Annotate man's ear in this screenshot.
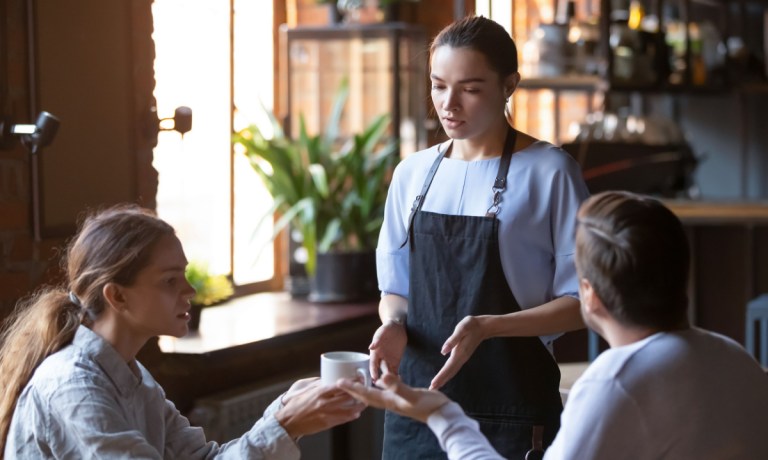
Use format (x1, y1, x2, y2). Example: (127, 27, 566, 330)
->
(103, 282, 127, 313)
(580, 278, 607, 317)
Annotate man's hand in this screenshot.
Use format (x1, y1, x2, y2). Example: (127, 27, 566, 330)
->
(338, 372, 450, 423)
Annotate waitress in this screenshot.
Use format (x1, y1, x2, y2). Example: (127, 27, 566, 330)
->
(370, 16, 590, 459)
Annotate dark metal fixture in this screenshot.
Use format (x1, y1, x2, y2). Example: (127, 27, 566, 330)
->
(0, 111, 60, 154)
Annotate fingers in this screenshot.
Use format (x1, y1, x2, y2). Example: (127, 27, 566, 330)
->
(441, 316, 471, 355)
(372, 359, 393, 382)
(338, 379, 389, 410)
(277, 384, 366, 438)
(324, 392, 366, 413)
(376, 371, 401, 390)
(440, 333, 458, 356)
(370, 352, 381, 381)
(369, 323, 385, 350)
(290, 377, 319, 392)
(429, 351, 464, 390)
(369, 325, 385, 379)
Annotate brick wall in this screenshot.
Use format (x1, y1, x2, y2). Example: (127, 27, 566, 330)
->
(0, 0, 157, 320)
(1, 0, 49, 317)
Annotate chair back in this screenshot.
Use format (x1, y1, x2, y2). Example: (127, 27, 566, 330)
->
(745, 294, 768, 367)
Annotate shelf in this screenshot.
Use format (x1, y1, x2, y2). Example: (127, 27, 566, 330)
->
(518, 75, 608, 91)
(664, 200, 768, 224)
(740, 83, 768, 94)
(517, 74, 736, 95)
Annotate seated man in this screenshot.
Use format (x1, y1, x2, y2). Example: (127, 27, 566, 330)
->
(340, 191, 768, 459)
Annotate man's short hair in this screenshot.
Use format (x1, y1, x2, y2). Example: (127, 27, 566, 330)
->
(576, 191, 690, 330)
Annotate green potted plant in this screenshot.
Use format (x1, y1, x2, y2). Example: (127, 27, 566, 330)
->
(232, 79, 398, 302)
(185, 261, 235, 331)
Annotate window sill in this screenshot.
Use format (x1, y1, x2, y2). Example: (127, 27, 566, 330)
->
(157, 291, 379, 354)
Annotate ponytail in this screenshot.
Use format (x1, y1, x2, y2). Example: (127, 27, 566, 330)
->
(0, 288, 82, 455)
(0, 204, 174, 456)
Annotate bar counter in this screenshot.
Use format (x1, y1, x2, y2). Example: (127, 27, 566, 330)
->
(642, 200, 766, 359)
(665, 199, 768, 224)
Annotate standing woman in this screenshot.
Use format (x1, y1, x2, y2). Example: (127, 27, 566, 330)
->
(0, 205, 363, 459)
(370, 16, 589, 459)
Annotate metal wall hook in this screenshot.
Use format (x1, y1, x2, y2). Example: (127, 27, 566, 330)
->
(146, 106, 193, 139)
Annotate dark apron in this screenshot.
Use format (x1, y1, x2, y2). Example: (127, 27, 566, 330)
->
(382, 129, 563, 460)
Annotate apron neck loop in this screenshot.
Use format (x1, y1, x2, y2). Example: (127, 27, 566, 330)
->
(485, 127, 516, 217)
(400, 128, 517, 248)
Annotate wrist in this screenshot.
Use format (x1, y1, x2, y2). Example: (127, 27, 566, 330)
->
(385, 312, 406, 327)
(275, 407, 302, 442)
(477, 315, 498, 339)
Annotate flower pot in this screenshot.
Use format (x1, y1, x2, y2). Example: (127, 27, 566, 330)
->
(309, 250, 379, 303)
(188, 303, 204, 332)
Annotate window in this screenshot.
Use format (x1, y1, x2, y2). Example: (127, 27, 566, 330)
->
(151, 0, 279, 293)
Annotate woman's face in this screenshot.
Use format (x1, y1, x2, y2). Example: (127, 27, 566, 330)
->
(119, 233, 196, 339)
(430, 45, 509, 141)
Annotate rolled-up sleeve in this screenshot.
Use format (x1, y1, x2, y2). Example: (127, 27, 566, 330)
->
(377, 162, 411, 298)
(550, 155, 590, 299)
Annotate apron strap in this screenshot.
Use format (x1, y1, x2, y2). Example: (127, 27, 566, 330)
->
(525, 425, 545, 460)
(398, 141, 449, 249)
(399, 128, 518, 249)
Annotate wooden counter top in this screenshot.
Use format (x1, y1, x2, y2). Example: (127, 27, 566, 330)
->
(140, 292, 380, 412)
(664, 200, 768, 224)
(157, 292, 379, 354)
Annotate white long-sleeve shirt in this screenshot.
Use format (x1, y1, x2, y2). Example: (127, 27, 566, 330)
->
(427, 328, 768, 460)
(5, 325, 299, 459)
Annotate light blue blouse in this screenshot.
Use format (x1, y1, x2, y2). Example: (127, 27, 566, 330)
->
(5, 326, 299, 459)
(377, 140, 590, 345)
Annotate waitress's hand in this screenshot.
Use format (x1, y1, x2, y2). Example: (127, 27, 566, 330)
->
(430, 315, 489, 390)
(369, 321, 407, 382)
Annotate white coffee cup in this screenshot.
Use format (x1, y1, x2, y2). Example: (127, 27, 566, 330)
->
(320, 351, 371, 386)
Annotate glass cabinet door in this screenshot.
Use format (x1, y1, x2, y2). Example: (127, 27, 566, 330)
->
(280, 23, 428, 156)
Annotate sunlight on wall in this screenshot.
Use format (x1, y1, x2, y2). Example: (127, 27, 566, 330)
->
(151, 0, 275, 284)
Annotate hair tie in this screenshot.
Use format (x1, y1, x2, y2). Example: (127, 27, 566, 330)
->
(68, 291, 82, 306)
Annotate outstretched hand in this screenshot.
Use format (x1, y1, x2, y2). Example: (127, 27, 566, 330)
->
(430, 315, 487, 390)
(338, 371, 450, 424)
(275, 379, 366, 439)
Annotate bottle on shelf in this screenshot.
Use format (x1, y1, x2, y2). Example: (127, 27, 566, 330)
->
(609, 0, 659, 86)
(565, 0, 601, 75)
(663, 2, 687, 85)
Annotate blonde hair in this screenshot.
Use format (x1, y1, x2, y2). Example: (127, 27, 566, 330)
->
(0, 204, 173, 454)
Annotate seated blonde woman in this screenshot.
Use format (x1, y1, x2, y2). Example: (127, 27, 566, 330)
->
(0, 205, 364, 459)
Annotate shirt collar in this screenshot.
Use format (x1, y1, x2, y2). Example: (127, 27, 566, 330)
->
(73, 325, 143, 395)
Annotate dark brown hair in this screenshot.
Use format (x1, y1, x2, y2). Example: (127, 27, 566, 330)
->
(0, 204, 174, 455)
(576, 191, 690, 330)
(430, 15, 519, 79)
